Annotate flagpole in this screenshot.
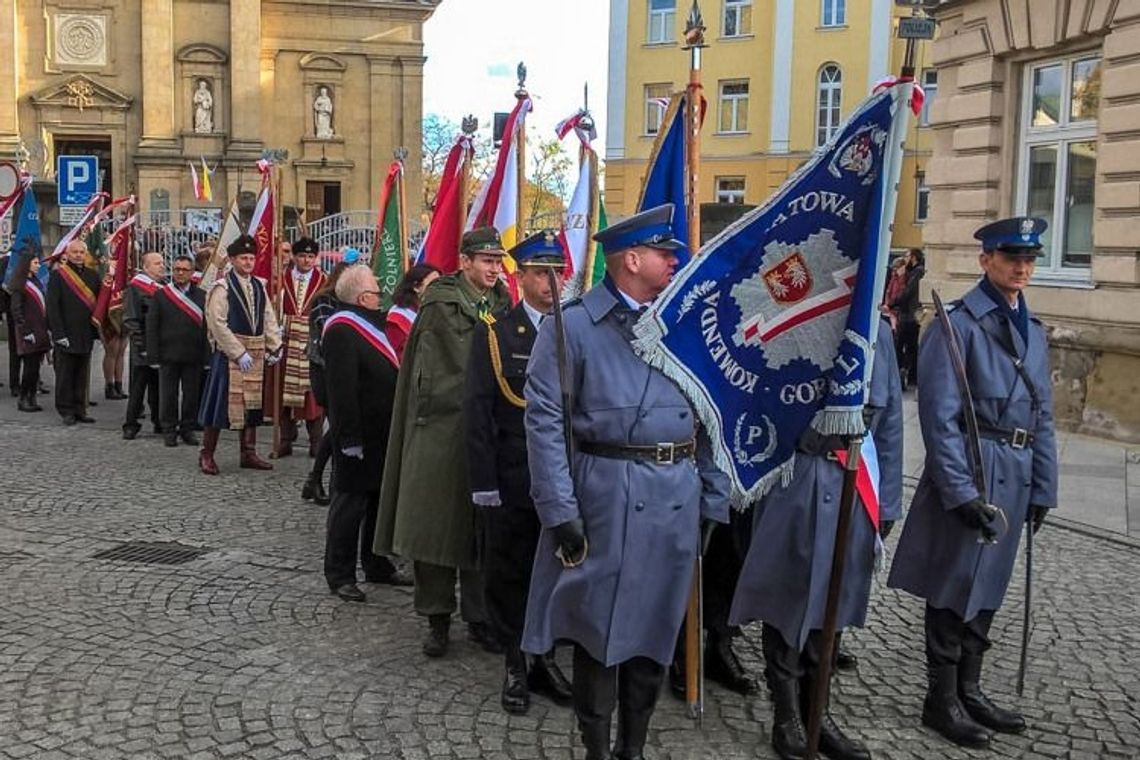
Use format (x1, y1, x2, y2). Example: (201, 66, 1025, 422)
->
(515, 62, 528, 241)
(681, 0, 707, 726)
(395, 147, 409, 275)
(458, 115, 477, 249)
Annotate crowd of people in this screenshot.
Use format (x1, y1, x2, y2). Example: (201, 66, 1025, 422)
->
(0, 206, 1058, 760)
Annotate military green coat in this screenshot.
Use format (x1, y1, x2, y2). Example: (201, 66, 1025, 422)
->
(374, 273, 511, 569)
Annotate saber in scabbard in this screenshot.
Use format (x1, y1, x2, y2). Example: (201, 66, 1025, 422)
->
(544, 268, 575, 474)
(1017, 517, 1033, 696)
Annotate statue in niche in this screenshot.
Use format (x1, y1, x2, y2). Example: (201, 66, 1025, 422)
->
(313, 85, 334, 139)
(193, 79, 214, 134)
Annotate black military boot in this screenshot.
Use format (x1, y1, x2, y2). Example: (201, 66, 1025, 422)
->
(922, 664, 992, 748)
(706, 633, 759, 695)
(579, 719, 612, 760)
(422, 615, 450, 658)
(613, 708, 652, 760)
(17, 391, 40, 413)
(799, 675, 871, 760)
(958, 654, 1026, 733)
(528, 652, 573, 705)
(500, 648, 530, 715)
(301, 472, 330, 506)
(768, 678, 808, 760)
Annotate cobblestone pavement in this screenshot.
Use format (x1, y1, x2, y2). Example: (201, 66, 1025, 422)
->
(0, 408, 1138, 759)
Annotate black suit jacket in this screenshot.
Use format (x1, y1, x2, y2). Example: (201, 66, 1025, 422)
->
(124, 281, 160, 366)
(147, 284, 209, 366)
(46, 263, 101, 355)
(323, 305, 399, 493)
(463, 302, 537, 509)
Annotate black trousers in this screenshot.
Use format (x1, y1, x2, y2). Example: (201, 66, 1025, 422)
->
(896, 320, 920, 386)
(703, 511, 752, 640)
(573, 645, 664, 744)
(54, 350, 90, 418)
(483, 506, 541, 646)
(159, 362, 203, 434)
(925, 605, 995, 667)
(5, 316, 21, 389)
(124, 364, 160, 430)
(323, 489, 396, 589)
(20, 352, 45, 396)
(762, 623, 842, 682)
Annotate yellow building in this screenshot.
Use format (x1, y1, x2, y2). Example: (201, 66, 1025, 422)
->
(604, 0, 936, 250)
(0, 0, 436, 237)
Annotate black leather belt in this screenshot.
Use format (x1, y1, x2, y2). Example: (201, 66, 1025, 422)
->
(579, 439, 697, 465)
(977, 423, 1034, 450)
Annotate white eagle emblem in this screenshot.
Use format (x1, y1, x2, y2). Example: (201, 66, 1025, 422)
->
(827, 124, 888, 186)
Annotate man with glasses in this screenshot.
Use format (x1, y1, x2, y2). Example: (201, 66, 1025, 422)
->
(376, 227, 511, 658)
(148, 254, 209, 447)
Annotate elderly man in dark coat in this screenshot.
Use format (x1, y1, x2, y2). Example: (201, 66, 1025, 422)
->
(46, 239, 102, 425)
(321, 265, 409, 602)
(522, 204, 731, 760)
(888, 217, 1058, 750)
(122, 251, 165, 440)
(375, 227, 512, 656)
(730, 318, 903, 760)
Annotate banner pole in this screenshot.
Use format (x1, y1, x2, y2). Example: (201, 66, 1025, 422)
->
(515, 62, 528, 241)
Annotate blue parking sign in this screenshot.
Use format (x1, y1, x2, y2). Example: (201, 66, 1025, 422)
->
(57, 155, 99, 206)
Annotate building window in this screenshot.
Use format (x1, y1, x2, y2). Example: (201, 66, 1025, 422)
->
(644, 83, 672, 134)
(920, 69, 938, 127)
(821, 0, 846, 27)
(648, 0, 676, 44)
(724, 0, 752, 37)
(915, 172, 929, 222)
(1018, 54, 1101, 271)
(716, 177, 746, 204)
(816, 65, 842, 147)
(718, 80, 749, 133)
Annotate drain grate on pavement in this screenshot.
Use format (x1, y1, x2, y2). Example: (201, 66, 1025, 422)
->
(91, 541, 212, 565)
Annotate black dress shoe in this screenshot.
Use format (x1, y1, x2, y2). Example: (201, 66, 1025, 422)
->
(836, 645, 858, 671)
(817, 713, 872, 760)
(706, 635, 759, 695)
(62, 415, 77, 426)
(528, 653, 573, 705)
(180, 430, 200, 446)
(76, 415, 95, 423)
(122, 426, 139, 440)
(501, 656, 530, 715)
(164, 434, 179, 447)
(423, 615, 450, 658)
(331, 583, 366, 603)
(364, 569, 414, 587)
(467, 622, 505, 654)
(301, 474, 331, 506)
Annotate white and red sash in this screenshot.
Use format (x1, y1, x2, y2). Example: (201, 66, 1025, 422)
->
(160, 283, 204, 326)
(323, 310, 399, 368)
(129, 272, 160, 296)
(23, 280, 45, 314)
(386, 304, 417, 336)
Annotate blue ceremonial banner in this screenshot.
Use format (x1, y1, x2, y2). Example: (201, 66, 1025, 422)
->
(634, 85, 909, 505)
(3, 186, 41, 292)
(638, 94, 692, 268)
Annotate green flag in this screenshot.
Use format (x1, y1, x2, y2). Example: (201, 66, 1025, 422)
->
(373, 162, 406, 308)
(589, 197, 608, 289)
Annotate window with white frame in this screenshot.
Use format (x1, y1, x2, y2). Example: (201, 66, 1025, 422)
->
(719, 80, 749, 133)
(648, 0, 676, 44)
(816, 65, 842, 147)
(724, 0, 752, 37)
(920, 69, 938, 127)
(915, 172, 929, 222)
(821, 0, 846, 27)
(1018, 53, 1101, 271)
(716, 177, 746, 204)
(644, 83, 672, 134)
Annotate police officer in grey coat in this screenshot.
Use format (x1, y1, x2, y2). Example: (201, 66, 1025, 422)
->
(522, 204, 731, 760)
(888, 217, 1058, 749)
(729, 318, 902, 760)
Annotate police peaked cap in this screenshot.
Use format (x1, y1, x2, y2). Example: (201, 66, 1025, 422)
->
(226, 234, 258, 257)
(292, 237, 319, 255)
(593, 203, 685, 254)
(460, 227, 507, 255)
(510, 229, 565, 266)
(974, 217, 1047, 256)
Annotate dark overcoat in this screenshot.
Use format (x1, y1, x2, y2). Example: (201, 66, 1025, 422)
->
(123, 276, 160, 366)
(146, 284, 209, 366)
(520, 282, 731, 667)
(10, 279, 51, 357)
(729, 319, 903, 650)
(374, 274, 511, 569)
(46, 263, 100, 354)
(887, 281, 1058, 622)
(322, 305, 399, 494)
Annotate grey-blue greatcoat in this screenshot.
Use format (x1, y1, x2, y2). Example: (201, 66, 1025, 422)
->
(887, 282, 1058, 622)
(520, 282, 731, 667)
(728, 319, 904, 650)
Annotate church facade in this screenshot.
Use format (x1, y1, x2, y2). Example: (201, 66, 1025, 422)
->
(0, 0, 438, 234)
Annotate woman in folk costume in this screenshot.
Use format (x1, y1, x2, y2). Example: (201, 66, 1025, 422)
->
(384, 263, 440, 361)
(9, 255, 51, 412)
(197, 234, 283, 475)
(273, 237, 327, 458)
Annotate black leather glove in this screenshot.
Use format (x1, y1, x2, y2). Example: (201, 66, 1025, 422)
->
(879, 520, 895, 540)
(954, 497, 999, 542)
(1029, 505, 1049, 535)
(552, 518, 587, 566)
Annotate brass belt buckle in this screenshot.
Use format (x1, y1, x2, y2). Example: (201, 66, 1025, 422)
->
(655, 442, 675, 464)
(1010, 428, 1029, 449)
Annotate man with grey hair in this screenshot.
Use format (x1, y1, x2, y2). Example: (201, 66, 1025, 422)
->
(322, 265, 408, 602)
(122, 251, 166, 439)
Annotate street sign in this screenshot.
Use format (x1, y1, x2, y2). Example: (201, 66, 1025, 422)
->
(57, 155, 99, 206)
(898, 17, 937, 40)
(59, 206, 88, 225)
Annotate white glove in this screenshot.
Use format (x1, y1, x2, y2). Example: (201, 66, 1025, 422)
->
(472, 490, 502, 507)
(341, 445, 364, 459)
(237, 353, 254, 373)
(265, 350, 282, 367)
(55, 337, 70, 348)
(23, 334, 35, 344)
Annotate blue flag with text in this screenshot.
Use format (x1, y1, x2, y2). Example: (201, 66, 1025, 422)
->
(638, 93, 693, 268)
(3, 186, 42, 292)
(634, 86, 909, 505)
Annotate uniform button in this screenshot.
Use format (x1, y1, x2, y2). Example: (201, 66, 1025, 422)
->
(672, 504, 682, 511)
(635, 501, 645, 511)
(998, 478, 1005, 485)
(639, 410, 648, 419)
(679, 411, 688, 419)
(824, 495, 832, 503)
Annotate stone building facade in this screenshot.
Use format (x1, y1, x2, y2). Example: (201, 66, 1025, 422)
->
(0, 0, 438, 234)
(927, 0, 1140, 441)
